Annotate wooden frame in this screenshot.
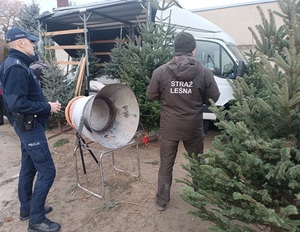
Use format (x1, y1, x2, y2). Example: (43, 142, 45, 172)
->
(42, 28, 117, 68)
(56, 61, 80, 65)
(74, 56, 86, 97)
(46, 45, 86, 50)
(94, 52, 111, 56)
(43, 29, 85, 37)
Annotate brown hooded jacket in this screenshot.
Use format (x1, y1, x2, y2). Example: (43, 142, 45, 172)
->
(147, 53, 220, 140)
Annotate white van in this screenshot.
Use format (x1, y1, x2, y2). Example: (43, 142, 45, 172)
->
(38, 0, 246, 122)
(159, 4, 246, 121)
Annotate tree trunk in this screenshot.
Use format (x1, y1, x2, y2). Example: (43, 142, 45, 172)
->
(57, 121, 62, 133)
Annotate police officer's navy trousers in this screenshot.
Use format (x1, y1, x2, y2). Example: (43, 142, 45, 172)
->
(14, 122, 56, 224)
(0, 95, 4, 125)
(156, 135, 203, 207)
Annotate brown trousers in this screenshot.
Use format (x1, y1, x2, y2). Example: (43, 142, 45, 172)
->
(156, 135, 203, 206)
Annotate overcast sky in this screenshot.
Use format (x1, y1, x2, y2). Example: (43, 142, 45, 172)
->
(21, 0, 258, 12)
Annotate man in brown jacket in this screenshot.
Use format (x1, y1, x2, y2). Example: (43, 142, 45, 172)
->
(147, 32, 220, 211)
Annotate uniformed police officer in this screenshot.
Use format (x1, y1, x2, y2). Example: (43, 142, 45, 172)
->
(0, 28, 61, 232)
(0, 82, 4, 125)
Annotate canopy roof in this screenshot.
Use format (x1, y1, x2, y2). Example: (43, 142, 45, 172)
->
(37, 0, 152, 58)
(38, 0, 149, 32)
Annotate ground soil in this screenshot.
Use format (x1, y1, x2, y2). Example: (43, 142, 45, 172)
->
(0, 117, 219, 232)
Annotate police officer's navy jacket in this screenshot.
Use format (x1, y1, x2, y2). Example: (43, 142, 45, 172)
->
(0, 49, 51, 124)
(147, 53, 220, 140)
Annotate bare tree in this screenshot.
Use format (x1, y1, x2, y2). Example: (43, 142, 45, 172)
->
(0, 0, 24, 61)
(0, 0, 24, 34)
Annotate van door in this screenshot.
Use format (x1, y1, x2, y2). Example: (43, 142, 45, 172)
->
(194, 40, 236, 109)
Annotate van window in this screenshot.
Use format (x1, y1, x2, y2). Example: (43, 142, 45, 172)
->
(195, 41, 235, 78)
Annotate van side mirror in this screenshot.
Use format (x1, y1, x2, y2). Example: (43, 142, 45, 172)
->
(236, 61, 246, 77)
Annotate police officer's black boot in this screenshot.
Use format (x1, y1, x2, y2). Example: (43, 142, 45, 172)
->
(28, 218, 61, 232)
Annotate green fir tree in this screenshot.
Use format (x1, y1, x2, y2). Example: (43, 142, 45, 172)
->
(104, 38, 127, 80)
(104, 0, 176, 133)
(180, 0, 300, 231)
(13, 0, 40, 36)
(42, 61, 75, 131)
(72, 33, 102, 80)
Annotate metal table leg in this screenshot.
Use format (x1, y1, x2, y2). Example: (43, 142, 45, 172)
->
(73, 138, 140, 199)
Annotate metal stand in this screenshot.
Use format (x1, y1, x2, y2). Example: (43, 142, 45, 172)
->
(73, 134, 140, 199)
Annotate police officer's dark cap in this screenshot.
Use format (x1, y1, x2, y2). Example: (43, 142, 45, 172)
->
(5, 27, 39, 43)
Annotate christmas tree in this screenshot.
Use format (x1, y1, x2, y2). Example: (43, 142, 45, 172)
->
(42, 60, 75, 131)
(180, 0, 300, 231)
(13, 0, 40, 36)
(72, 34, 102, 78)
(104, 0, 176, 133)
